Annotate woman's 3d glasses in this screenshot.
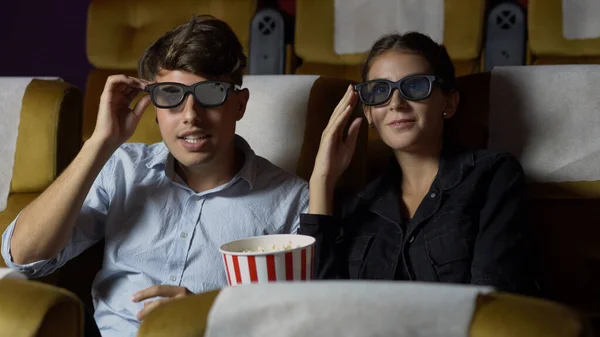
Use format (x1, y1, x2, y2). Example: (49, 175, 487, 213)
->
(145, 81, 241, 109)
(354, 74, 443, 106)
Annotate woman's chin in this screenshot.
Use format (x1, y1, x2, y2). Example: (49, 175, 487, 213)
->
(381, 133, 421, 153)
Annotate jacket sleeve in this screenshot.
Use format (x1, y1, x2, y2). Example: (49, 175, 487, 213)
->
(471, 154, 540, 295)
(298, 213, 348, 279)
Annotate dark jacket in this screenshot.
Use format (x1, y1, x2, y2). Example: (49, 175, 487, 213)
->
(299, 143, 540, 295)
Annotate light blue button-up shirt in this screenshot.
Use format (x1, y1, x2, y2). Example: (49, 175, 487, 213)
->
(2, 136, 308, 337)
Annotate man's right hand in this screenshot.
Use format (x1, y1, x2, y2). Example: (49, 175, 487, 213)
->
(91, 75, 152, 150)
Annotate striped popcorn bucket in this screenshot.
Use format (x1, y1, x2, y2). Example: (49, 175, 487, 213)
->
(219, 234, 316, 286)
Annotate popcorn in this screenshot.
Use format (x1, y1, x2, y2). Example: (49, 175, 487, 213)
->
(243, 241, 296, 253)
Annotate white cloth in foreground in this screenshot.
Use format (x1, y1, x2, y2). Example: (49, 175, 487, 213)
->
(562, 0, 600, 40)
(205, 281, 492, 337)
(334, 0, 444, 55)
(488, 65, 600, 182)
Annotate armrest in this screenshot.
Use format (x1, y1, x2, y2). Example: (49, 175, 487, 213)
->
(138, 290, 220, 337)
(470, 292, 592, 337)
(0, 279, 83, 337)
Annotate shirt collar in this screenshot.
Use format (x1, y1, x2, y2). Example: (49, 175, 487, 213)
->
(233, 135, 257, 189)
(144, 135, 257, 189)
(144, 142, 170, 169)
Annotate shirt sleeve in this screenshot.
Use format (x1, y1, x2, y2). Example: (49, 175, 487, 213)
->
(1, 156, 115, 278)
(290, 184, 310, 235)
(470, 154, 540, 295)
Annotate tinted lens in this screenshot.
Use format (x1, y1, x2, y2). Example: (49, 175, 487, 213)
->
(153, 84, 185, 108)
(359, 81, 391, 105)
(194, 82, 229, 106)
(400, 76, 431, 100)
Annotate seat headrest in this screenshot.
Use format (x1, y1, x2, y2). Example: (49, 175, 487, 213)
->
(488, 65, 600, 184)
(86, 0, 256, 69)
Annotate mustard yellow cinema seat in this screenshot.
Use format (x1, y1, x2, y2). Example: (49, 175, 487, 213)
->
(528, 0, 600, 65)
(137, 286, 592, 337)
(294, 0, 487, 82)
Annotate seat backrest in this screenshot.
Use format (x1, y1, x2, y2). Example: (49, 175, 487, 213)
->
(294, 0, 487, 81)
(528, 0, 600, 65)
(6, 79, 82, 194)
(449, 68, 600, 314)
(83, 0, 258, 142)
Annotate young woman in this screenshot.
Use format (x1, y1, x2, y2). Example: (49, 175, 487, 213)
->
(300, 32, 539, 295)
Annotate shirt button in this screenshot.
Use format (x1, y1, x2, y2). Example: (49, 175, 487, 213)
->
(408, 236, 415, 243)
(169, 275, 176, 282)
(430, 192, 437, 198)
(181, 232, 188, 239)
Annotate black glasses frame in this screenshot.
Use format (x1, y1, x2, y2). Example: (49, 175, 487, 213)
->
(354, 74, 443, 106)
(145, 80, 241, 108)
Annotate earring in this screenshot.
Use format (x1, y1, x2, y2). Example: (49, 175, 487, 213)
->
(369, 123, 375, 128)
(443, 112, 447, 117)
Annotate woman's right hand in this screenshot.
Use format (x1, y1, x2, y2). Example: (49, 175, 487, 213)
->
(308, 85, 363, 214)
(90, 75, 152, 151)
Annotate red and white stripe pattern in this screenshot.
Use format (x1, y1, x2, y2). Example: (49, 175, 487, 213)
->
(222, 246, 314, 286)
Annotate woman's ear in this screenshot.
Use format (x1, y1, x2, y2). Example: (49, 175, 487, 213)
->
(442, 90, 460, 119)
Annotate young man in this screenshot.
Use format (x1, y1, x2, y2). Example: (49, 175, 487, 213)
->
(2, 16, 308, 336)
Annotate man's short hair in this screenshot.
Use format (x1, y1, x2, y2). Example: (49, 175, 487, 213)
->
(138, 15, 247, 85)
